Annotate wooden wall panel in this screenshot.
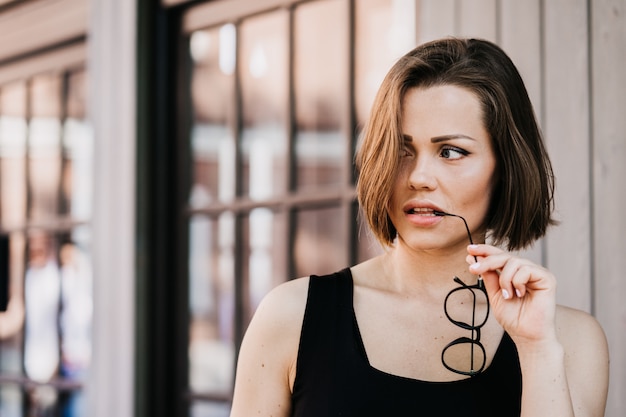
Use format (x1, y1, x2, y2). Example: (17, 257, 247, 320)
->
(498, 0, 542, 117)
(415, 1, 624, 415)
(418, 0, 497, 45)
(591, 0, 626, 415)
(543, 0, 592, 312)
(498, 0, 544, 267)
(417, 0, 456, 43)
(456, 0, 497, 41)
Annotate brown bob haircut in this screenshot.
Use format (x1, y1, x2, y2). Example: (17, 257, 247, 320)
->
(356, 38, 556, 251)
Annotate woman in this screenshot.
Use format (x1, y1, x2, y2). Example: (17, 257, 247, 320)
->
(229, 38, 609, 416)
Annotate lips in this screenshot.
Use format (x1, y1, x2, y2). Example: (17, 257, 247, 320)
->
(401, 203, 447, 227)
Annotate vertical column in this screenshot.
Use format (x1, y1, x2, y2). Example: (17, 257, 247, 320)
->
(86, 0, 137, 416)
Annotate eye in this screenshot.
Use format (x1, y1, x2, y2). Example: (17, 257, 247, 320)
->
(400, 144, 415, 158)
(440, 145, 469, 160)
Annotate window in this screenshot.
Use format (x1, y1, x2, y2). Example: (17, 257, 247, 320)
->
(177, 0, 415, 414)
(0, 68, 93, 417)
(0, 1, 91, 415)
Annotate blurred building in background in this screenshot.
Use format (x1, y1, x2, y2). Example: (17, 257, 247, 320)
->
(0, 0, 624, 417)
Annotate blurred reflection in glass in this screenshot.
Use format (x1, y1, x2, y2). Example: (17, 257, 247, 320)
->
(24, 232, 60, 383)
(59, 239, 92, 417)
(0, 233, 25, 417)
(294, 0, 348, 190)
(240, 11, 288, 200)
(189, 25, 236, 206)
(28, 74, 63, 221)
(24, 233, 61, 417)
(190, 401, 230, 417)
(0, 82, 28, 416)
(188, 213, 235, 396)
(0, 385, 23, 417)
(294, 206, 345, 278)
(241, 209, 287, 323)
(0, 81, 28, 229)
(355, 0, 416, 129)
(63, 70, 94, 220)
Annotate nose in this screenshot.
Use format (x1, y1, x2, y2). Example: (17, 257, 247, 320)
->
(407, 156, 437, 190)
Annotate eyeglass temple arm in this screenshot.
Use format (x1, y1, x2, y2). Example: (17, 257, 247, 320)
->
(433, 210, 484, 289)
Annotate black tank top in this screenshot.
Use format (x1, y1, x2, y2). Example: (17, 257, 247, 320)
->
(291, 268, 522, 417)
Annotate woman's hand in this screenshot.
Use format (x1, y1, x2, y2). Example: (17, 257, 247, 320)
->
(466, 244, 558, 346)
(466, 244, 609, 417)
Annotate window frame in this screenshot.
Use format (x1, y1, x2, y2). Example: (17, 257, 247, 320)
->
(141, 0, 362, 415)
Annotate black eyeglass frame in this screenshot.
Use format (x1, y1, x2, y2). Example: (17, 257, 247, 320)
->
(434, 211, 491, 377)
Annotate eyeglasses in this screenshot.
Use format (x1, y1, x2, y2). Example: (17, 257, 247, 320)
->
(434, 211, 490, 377)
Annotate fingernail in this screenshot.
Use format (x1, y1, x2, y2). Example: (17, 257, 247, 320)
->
(469, 262, 481, 270)
(468, 244, 478, 249)
(502, 289, 511, 299)
(515, 289, 522, 298)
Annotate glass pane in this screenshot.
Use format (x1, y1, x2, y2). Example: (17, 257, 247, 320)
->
(28, 74, 63, 221)
(189, 25, 236, 207)
(24, 231, 61, 383)
(59, 231, 93, 372)
(58, 232, 92, 417)
(0, 232, 25, 373)
(0, 385, 23, 417)
(240, 11, 289, 200)
(294, 206, 346, 278)
(66, 70, 88, 121)
(355, 0, 417, 129)
(241, 208, 287, 323)
(0, 82, 28, 228)
(294, 0, 348, 190)
(188, 213, 235, 396)
(189, 401, 230, 417)
(63, 69, 93, 220)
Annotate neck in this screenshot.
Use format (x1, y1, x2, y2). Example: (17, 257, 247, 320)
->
(377, 241, 477, 297)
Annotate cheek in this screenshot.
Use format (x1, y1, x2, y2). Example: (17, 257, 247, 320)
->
(459, 160, 497, 211)
(484, 164, 501, 213)
(476, 162, 498, 216)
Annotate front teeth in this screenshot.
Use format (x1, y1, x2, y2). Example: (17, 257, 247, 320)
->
(409, 208, 436, 215)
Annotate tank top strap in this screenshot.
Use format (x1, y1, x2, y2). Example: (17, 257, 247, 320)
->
(291, 268, 353, 414)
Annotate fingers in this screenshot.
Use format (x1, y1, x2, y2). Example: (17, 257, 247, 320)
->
(466, 244, 554, 300)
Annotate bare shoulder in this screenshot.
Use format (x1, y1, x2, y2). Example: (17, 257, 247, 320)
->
(230, 277, 310, 417)
(555, 305, 609, 416)
(555, 305, 607, 349)
(242, 276, 311, 360)
(253, 276, 310, 330)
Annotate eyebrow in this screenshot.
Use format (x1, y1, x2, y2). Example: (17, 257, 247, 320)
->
(402, 134, 477, 143)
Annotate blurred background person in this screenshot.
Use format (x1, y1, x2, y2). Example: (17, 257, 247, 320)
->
(59, 241, 92, 417)
(24, 231, 61, 415)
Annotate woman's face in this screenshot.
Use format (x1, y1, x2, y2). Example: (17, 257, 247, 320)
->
(389, 84, 497, 251)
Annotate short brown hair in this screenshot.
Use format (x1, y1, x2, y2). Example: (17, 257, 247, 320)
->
(356, 38, 556, 251)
